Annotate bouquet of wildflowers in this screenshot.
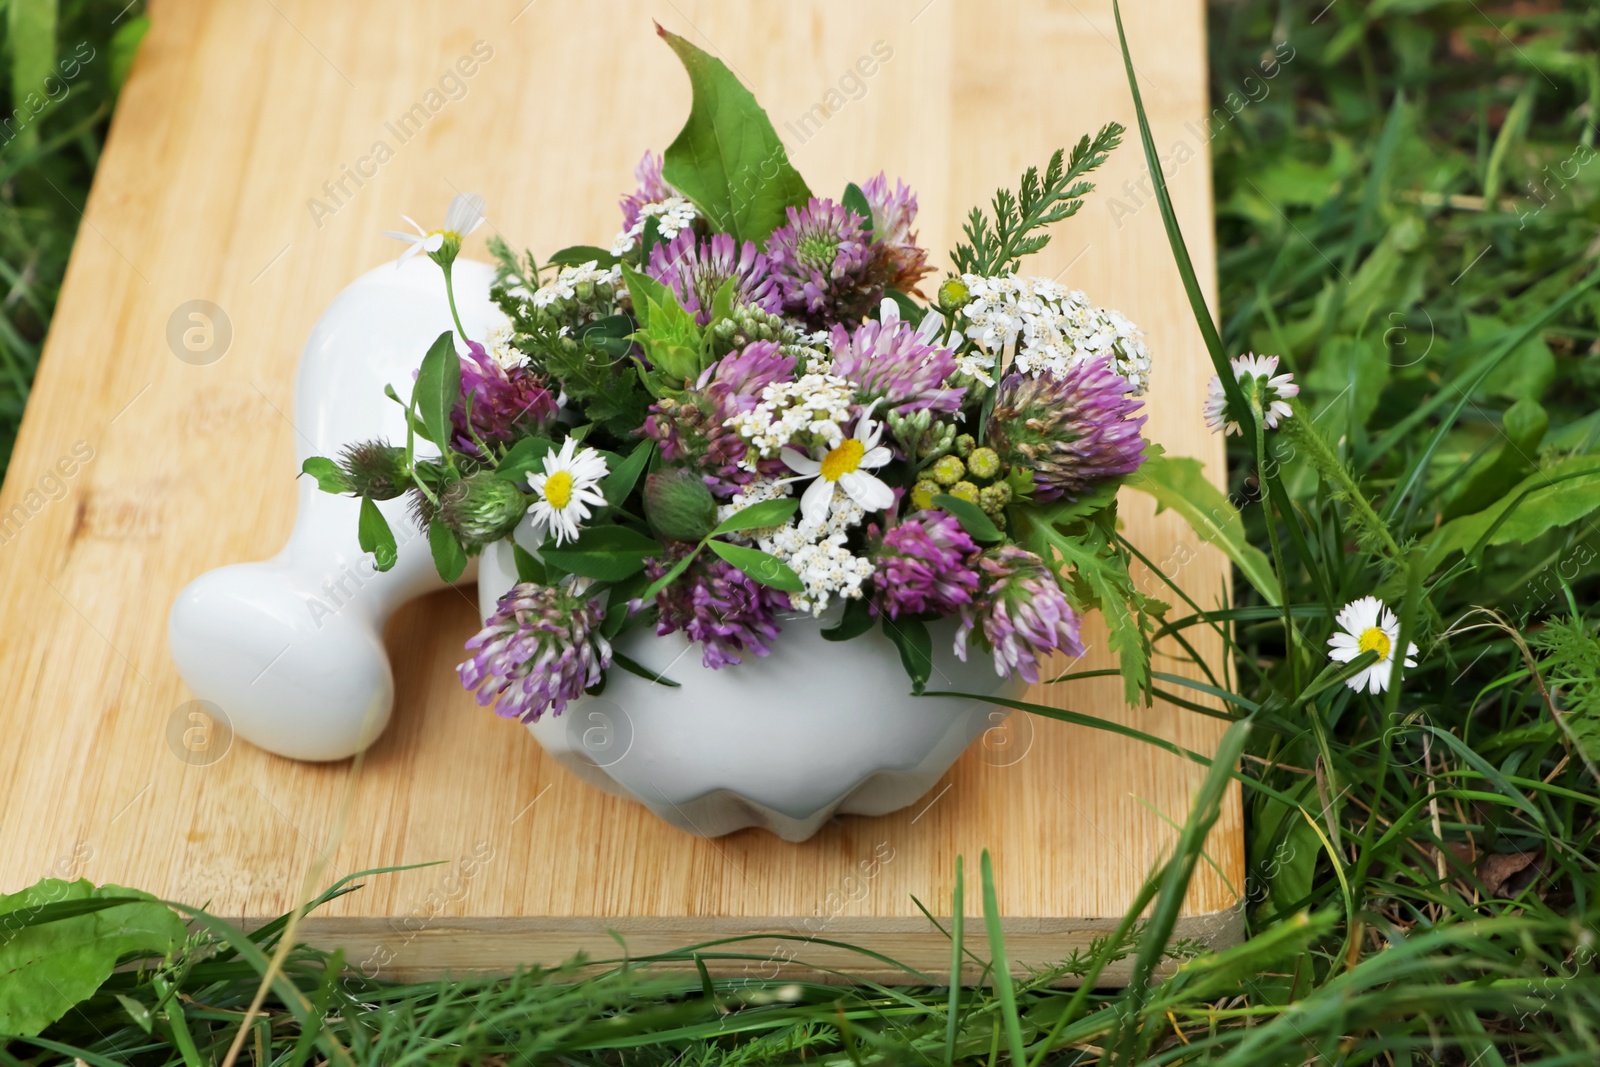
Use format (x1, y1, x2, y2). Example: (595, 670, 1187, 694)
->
(305, 28, 1166, 724)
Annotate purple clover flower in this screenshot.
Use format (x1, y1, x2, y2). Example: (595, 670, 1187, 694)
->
(955, 546, 1084, 684)
(764, 196, 885, 325)
(860, 172, 933, 294)
(644, 341, 795, 496)
(452, 341, 559, 457)
(647, 553, 790, 669)
(872, 510, 980, 619)
(458, 581, 612, 722)
(646, 230, 781, 325)
(829, 318, 965, 415)
(986, 358, 1147, 501)
(619, 150, 675, 233)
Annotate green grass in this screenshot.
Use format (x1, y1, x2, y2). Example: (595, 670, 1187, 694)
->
(5, 1, 1600, 1063)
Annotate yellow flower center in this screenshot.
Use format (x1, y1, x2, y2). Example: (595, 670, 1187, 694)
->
(543, 470, 574, 510)
(819, 439, 866, 482)
(1357, 626, 1391, 662)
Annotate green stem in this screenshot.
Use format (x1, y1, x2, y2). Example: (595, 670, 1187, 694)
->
(1253, 391, 1300, 694)
(1284, 400, 1404, 562)
(442, 259, 469, 340)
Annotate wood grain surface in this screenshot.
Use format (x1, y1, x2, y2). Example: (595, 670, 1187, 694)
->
(0, 0, 1241, 982)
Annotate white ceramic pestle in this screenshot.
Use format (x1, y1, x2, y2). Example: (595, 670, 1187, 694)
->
(168, 257, 496, 761)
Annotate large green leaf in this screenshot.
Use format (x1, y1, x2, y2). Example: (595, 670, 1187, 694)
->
(705, 539, 803, 592)
(1427, 455, 1600, 564)
(541, 525, 661, 581)
(0, 879, 186, 1037)
(1126, 454, 1281, 606)
(657, 27, 812, 245)
(415, 331, 461, 451)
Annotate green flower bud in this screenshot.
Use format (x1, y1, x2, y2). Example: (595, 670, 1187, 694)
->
(954, 433, 976, 459)
(967, 446, 1000, 479)
(439, 471, 526, 545)
(645, 468, 717, 542)
(338, 440, 410, 500)
(911, 479, 939, 510)
(930, 454, 966, 487)
(978, 482, 1012, 514)
(949, 480, 980, 505)
(937, 277, 971, 312)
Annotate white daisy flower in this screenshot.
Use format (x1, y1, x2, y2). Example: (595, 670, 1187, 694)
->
(384, 192, 487, 263)
(1205, 352, 1299, 436)
(779, 403, 895, 527)
(1327, 596, 1419, 695)
(525, 438, 609, 546)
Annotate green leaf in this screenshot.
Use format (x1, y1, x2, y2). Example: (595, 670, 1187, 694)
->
(547, 245, 620, 269)
(602, 440, 655, 509)
(1428, 456, 1600, 563)
(622, 262, 672, 330)
(842, 182, 874, 236)
(109, 15, 150, 92)
(0, 879, 186, 1037)
(495, 436, 556, 482)
(357, 496, 398, 572)
(1125, 454, 1281, 606)
(300, 456, 350, 494)
(428, 520, 467, 582)
(657, 26, 812, 244)
(7, 0, 56, 154)
(640, 214, 664, 260)
(637, 546, 701, 603)
(541, 525, 661, 581)
(512, 543, 546, 584)
(706, 539, 804, 592)
(414, 331, 460, 450)
(611, 650, 682, 688)
(979, 852, 1027, 1067)
(882, 616, 933, 694)
(821, 597, 875, 642)
(931, 494, 1003, 543)
(710, 496, 798, 535)
(1025, 519, 1149, 703)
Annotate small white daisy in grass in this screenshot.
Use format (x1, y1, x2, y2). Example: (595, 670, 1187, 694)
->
(384, 192, 487, 264)
(1328, 595, 1419, 695)
(1205, 352, 1299, 436)
(779, 402, 895, 527)
(525, 437, 609, 546)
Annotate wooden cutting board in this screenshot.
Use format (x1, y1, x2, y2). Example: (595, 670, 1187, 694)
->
(0, 0, 1242, 983)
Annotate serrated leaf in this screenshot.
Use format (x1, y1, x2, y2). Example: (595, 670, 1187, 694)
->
(547, 245, 620, 269)
(882, 616, 933, 694)
(428, 519, 467, 582)
(710, 496, 798, 535)
(1429, 455, 1600, 564)
(300, 456, 349, 494)
(705, 539, 804, 592)
(658, 26, 812, 244)
(541, 525, 661, 581)
(1126, 454, 1281, 606)
(931, 494, 1003, 543)
(358, 496, 398, 572)
(415, 331, 460, 450)
(0, 880, 185, 1037)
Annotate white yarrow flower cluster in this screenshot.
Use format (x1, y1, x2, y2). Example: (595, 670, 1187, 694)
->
(955, 274, 1152, 393)
(725, 373, 856, 461)
(609, 196, 700, 255)
(531, 260, 623, 309)
(482, 318, 529, 371)
(719, 480, 873, 616)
